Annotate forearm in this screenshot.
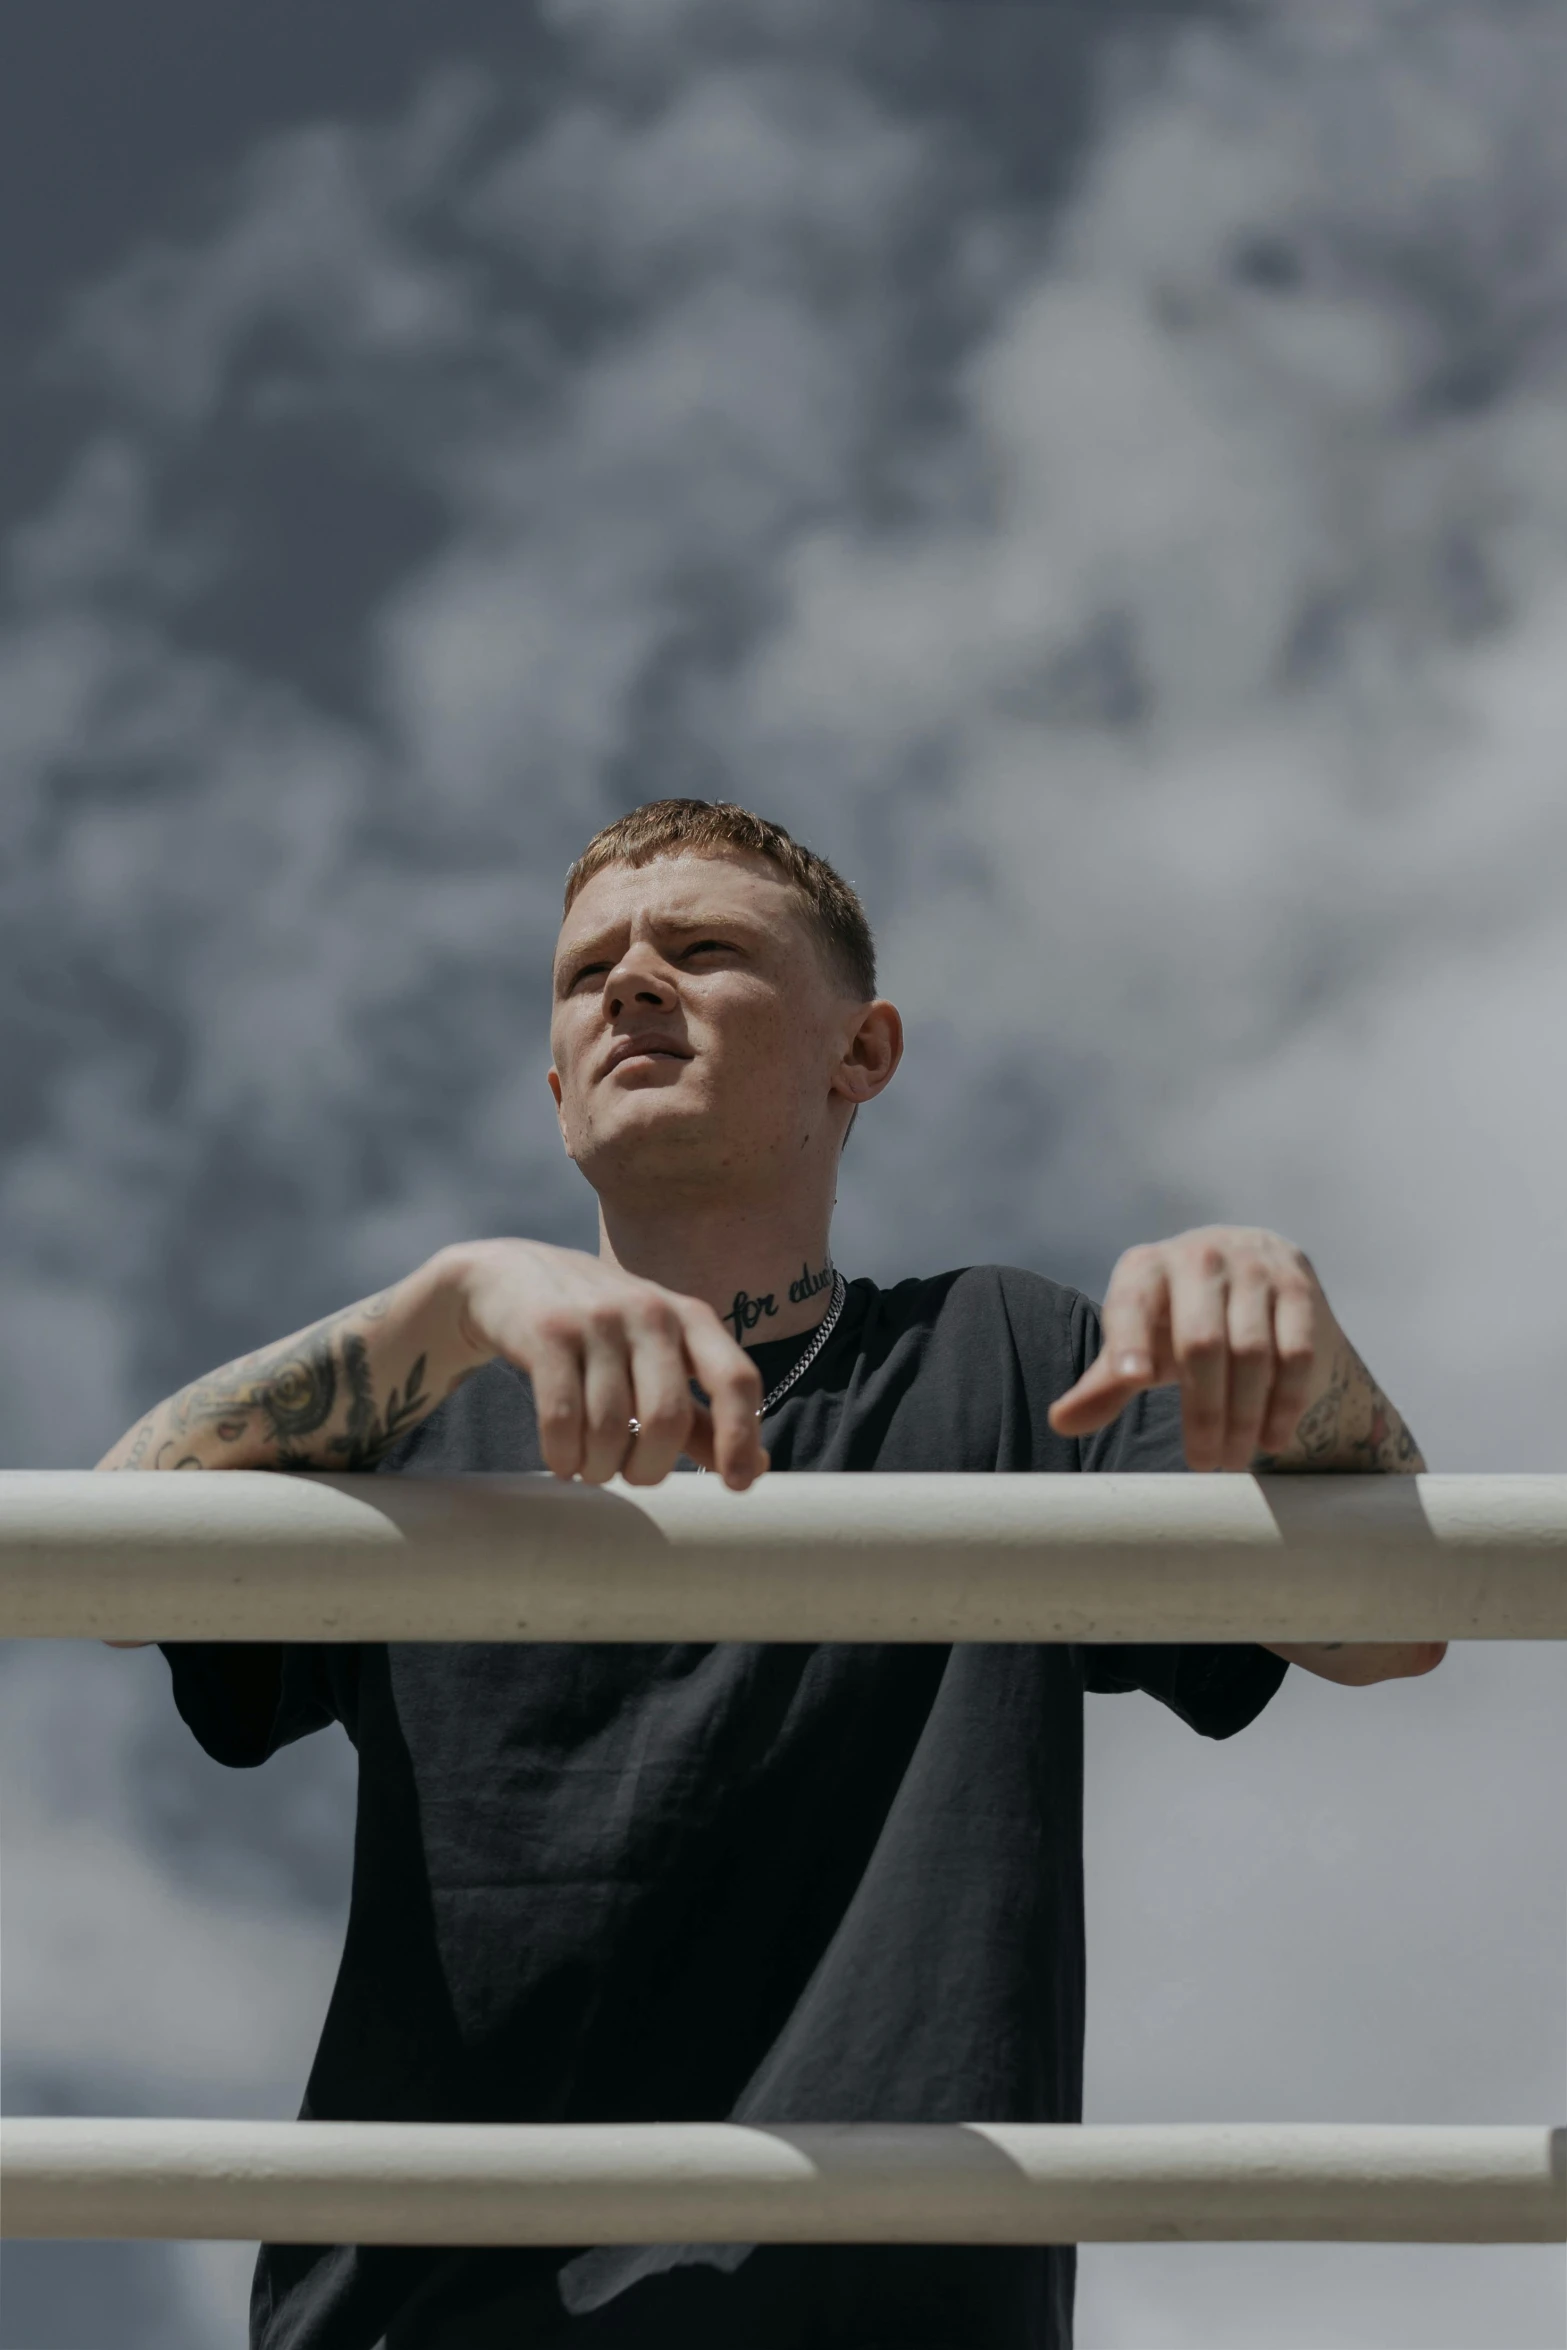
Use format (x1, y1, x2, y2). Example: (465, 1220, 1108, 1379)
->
(1252, 1333, 1439, 1684)
(96, 1245, 490, 1473)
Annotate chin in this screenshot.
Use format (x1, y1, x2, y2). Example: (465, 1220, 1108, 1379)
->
(573, 1094, 717, 1186)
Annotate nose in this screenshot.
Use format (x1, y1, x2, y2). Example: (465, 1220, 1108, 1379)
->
(603, 948, 675, 1019)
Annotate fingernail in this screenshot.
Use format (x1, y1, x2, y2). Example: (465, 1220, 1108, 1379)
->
(1117, 1353, 1152, 1378)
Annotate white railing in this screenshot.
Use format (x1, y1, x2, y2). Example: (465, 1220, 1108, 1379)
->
(2, 1470, 1563, 2251)
(5, 2119, 1562, 2245)
(1, 1471, 1565, 1643)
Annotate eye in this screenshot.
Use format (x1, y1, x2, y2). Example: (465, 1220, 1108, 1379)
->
(681, 938, 734, 959)
(569, 961, 611, 990)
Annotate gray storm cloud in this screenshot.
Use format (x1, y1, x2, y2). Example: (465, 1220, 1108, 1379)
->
(3, 4, 1564, 2344)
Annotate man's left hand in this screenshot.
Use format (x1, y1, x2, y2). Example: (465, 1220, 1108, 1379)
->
(1048, 1226, 1440, 1685)
(1048, 1224, 1342, 1472)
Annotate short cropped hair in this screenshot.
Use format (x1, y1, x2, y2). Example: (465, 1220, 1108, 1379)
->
(563, 799, 877, 998)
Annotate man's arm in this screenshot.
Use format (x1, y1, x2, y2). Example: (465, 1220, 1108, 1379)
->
(97, 1253, 475, 1475)
(98, 1239, 766, 1485)
(1242, 1325, 1435, 1686)
(1047, 1225, 1442, 1690)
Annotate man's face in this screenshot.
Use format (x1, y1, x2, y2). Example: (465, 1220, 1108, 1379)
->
(549, 850, 862, 1206)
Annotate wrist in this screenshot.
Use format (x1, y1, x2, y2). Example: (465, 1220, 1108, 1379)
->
(423, 1241, 503, 1370)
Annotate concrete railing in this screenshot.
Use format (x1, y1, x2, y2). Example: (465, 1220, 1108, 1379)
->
(5, 2119, 1563, 2245)
(1, 1471, 1565, 1643)
(2, 1469, 1562, 2252)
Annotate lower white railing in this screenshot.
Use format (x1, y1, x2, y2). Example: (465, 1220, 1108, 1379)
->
(5, 2120, 1563, 2245)
(2, 1472, 1562, 2251)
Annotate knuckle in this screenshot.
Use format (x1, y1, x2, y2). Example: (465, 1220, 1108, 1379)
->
(1111, 1251, 1160, 1297)
(535, 1309, 577, 1347)
(1197, 1243, 1227, 1279)
(1177, 1331, 1225, 1366)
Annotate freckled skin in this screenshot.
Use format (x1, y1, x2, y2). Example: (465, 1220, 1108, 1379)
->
(547, 852, 863, 1218)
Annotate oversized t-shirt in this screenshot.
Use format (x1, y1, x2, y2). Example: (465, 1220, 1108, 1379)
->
(161, 1266, 1288, 2350)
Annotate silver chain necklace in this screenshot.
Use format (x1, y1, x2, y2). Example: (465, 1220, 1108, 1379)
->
(753, 1268, 847, 1417)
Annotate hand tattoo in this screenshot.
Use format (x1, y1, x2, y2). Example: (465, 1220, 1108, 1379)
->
(1253, 1343, 1425, 1475)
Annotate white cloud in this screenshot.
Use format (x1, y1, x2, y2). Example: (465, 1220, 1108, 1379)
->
(3, 5, 1565, 2344)
(1, 1642, 349, 2107)
(63, 71, 489, 428)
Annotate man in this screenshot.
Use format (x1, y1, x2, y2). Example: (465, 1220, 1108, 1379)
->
(103, 800, 1439, 2350)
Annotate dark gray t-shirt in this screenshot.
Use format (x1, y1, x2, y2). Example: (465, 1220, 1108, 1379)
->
(162, 1265, 1286, 2350)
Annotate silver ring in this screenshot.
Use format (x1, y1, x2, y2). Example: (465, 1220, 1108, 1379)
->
(627, 1417, 641, 1437)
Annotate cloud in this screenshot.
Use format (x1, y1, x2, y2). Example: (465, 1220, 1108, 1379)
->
(709, 8, 1567, 1462)
(3, 4, 1564, 2344)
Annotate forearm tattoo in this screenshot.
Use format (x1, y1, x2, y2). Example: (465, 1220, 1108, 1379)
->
(105, 1291, 441, 1473)
(1253, 1342, 1425, 1475)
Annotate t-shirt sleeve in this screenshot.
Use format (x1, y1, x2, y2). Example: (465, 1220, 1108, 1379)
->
(159, 1642, 340, 1769)
(1064, 1289, 1289, 1740)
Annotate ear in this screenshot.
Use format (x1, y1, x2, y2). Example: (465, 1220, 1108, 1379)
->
(829, 999, 903, 1106)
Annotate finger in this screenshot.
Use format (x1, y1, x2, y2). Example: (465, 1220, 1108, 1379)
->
(579, 1310, 637, 1485)
(1169, 1250, 1228, 1471)
(1257, 1279, 1320, 1455)
(677, 1399, 772, 1481)
(620, 1308, 697, 1486)
(1047, 1351, 1150, 1436)
(527, 1323, 586, 1481)
(680, 1397, 719, 1471)
(1221, 1267, 1275, 1471)
(1049, 1256, 1168, 1436)
(679, 1306, 767, 1489)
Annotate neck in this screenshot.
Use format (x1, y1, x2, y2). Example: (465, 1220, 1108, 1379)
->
(597, 1197, 838, 1349)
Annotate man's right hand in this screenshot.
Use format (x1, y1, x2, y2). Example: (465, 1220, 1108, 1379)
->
(451, 1240, 767, 1490)
(95, 1239, 768, 1492)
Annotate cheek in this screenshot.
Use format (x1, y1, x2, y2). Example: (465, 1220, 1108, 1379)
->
(728, 1005, 828, 1108)
(548, 1025, 585, 1121)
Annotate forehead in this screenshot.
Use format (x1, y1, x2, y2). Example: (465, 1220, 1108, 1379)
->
(555, 850, 807, 953)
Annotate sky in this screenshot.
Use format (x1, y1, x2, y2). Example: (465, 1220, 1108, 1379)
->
(2, 2, 1565, 2343)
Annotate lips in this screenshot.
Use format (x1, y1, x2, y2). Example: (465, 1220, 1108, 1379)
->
(603, 1034, 693, 1074)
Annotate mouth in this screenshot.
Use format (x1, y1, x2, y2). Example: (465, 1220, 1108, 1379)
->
(603, 1035, 694, 1075)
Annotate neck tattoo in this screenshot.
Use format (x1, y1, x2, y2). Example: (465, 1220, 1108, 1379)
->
(787, 1258, 833, 1307)
(721, 1259, 832, 1344)
(723, 1287, 778, 1341)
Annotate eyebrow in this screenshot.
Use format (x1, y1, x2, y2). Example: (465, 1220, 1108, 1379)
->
(555, 913, 764, 983)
